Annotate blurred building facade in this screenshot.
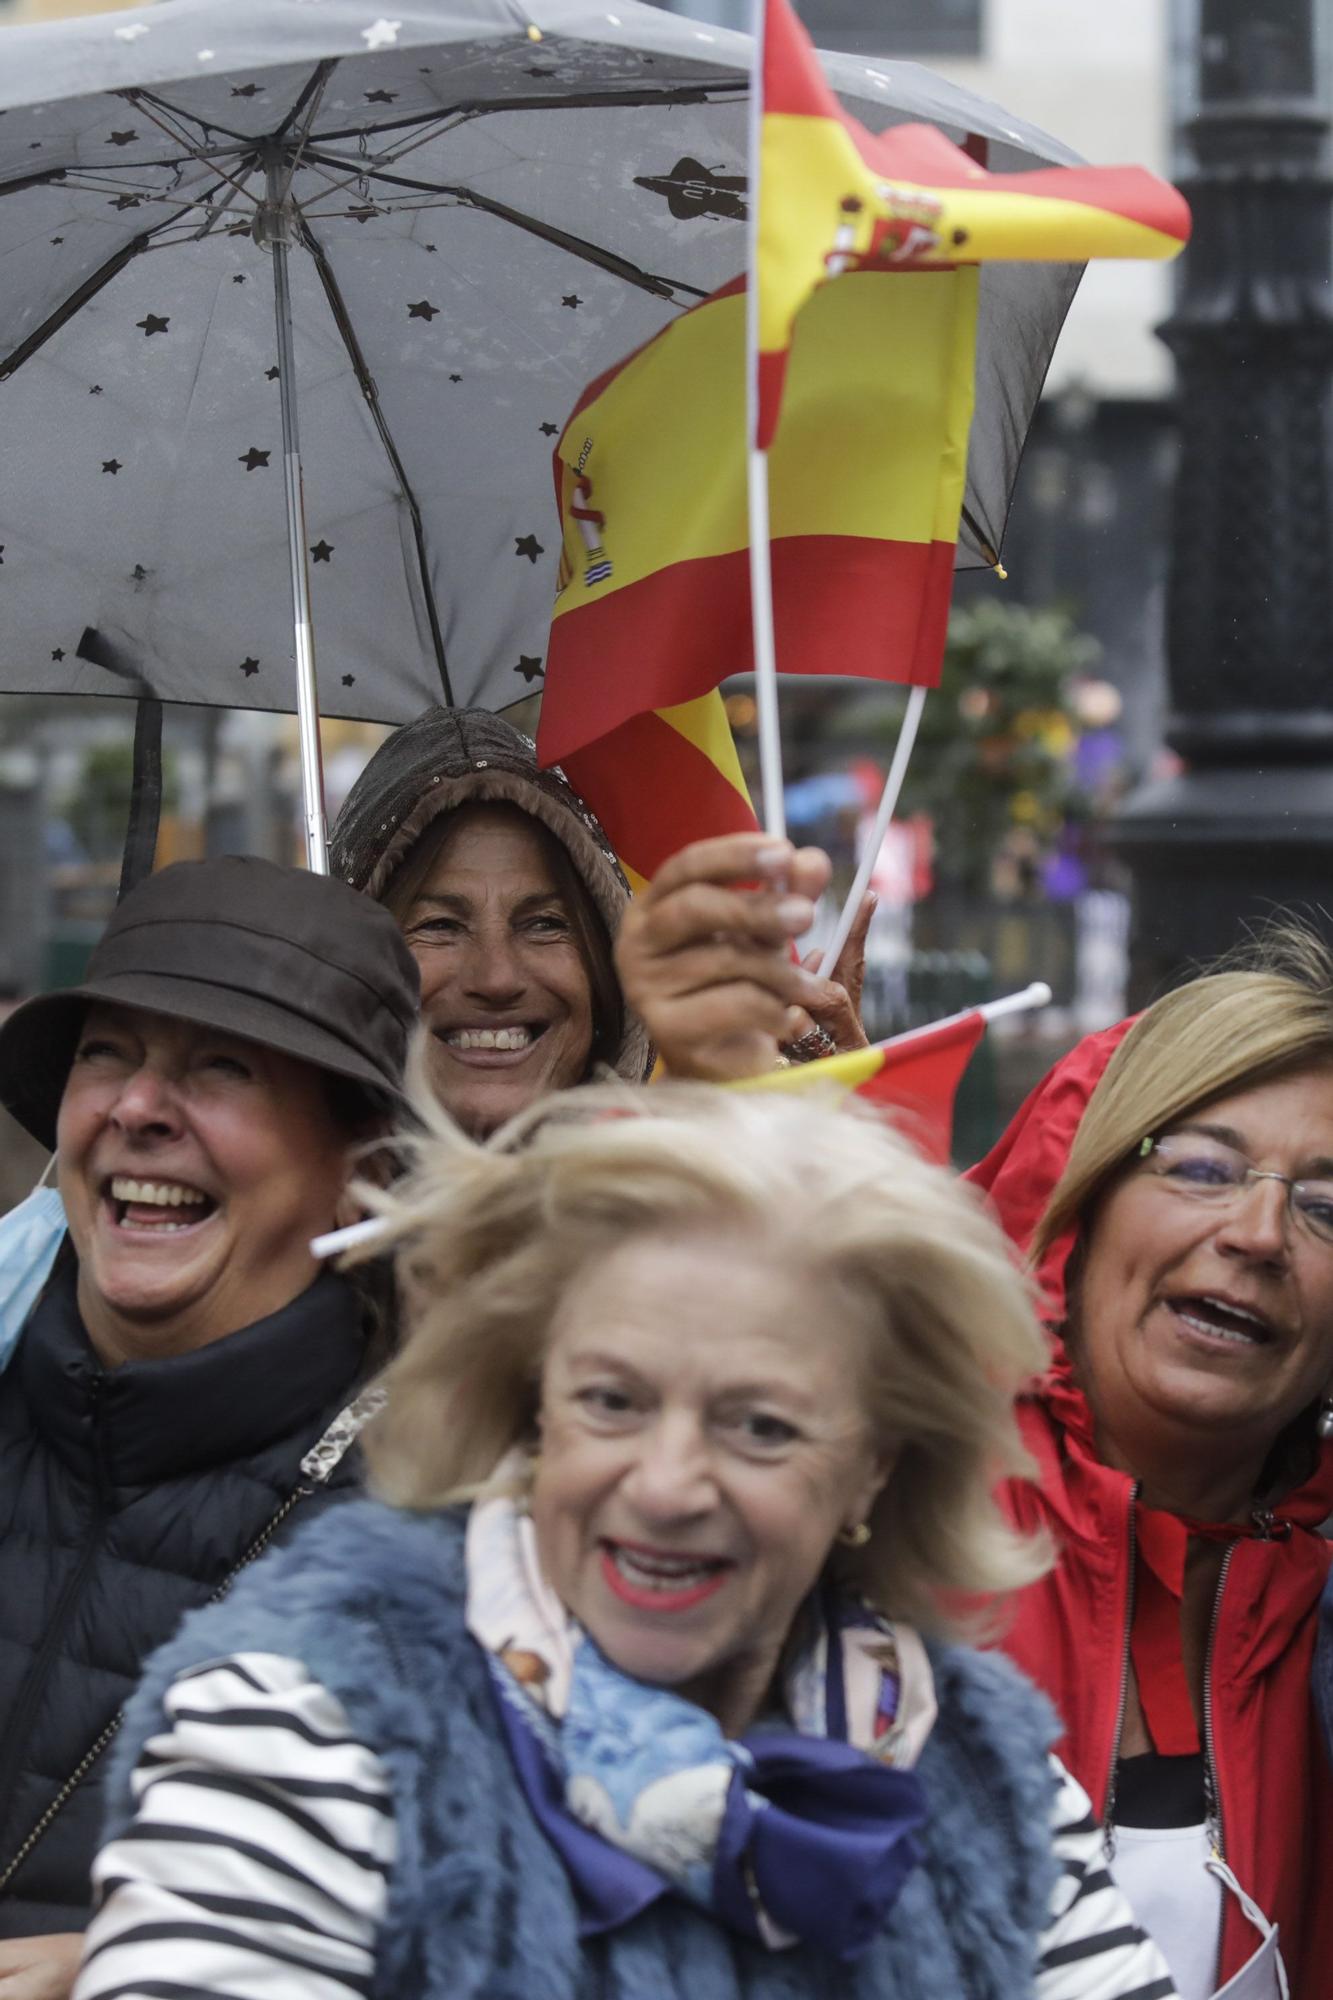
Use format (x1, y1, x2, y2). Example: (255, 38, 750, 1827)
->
(652, 0, 1182, 777)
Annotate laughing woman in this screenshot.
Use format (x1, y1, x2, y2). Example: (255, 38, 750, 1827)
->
(76, 1090, 1175, 2000)
(0, 859, 417, 1982)
(330, 707, 871, 1131)
(971, 929, 1333, 1998)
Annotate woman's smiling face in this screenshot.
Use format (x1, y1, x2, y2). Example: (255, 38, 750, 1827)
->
(1076, 1066, 1333, 1469)
(530, 1231, 888, 1737)
(56, 1003, 352, 1366)
(399, 806, 595, 1136)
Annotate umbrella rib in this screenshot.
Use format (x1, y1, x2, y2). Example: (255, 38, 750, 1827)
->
(308, 78, 747, 151)
(0, 215, 181, 381)
(0, 165, 73, 200)
(189, 174, 253, 241)
(276, 60, 341, 145)
(120, 87, 244, 156)
(119, 85, 256, 148)
(296, 217, 454, 708)
(957, 502, 1003, 569)
(304, 151, 708, 302)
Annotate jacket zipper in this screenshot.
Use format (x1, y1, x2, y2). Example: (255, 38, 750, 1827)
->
(1102, 1483, 1138, 1859)
(0, 1377, 110, 1838)
(1201, 1541, 1237, 1997)
(1201, 1542, 1235, 1866)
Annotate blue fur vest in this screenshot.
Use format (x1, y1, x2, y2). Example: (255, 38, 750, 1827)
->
(108, 1501, 1062, 2000)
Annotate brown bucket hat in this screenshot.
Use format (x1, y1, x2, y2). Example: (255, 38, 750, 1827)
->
(0, 855, 421, 1151)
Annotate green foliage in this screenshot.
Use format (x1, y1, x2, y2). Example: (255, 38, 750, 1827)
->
(62, 739, 179, 861)
(898, 600, 1101, 895)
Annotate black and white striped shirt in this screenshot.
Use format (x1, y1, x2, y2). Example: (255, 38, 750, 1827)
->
(73, 1653, 1179, 2000)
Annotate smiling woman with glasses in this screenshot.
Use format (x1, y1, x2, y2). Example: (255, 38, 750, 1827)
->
(972, 922, 1333, 2000)
(1136, 1128, 1333, 1243)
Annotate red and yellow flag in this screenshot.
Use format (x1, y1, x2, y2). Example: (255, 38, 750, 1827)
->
(735, 1011, 987, 1165)
(537, 261, 976, 775)
(559, 696, 758, 896)
(755, 0, 1190, 447)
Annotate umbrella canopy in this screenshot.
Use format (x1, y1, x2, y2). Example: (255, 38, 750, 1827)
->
(0, 0, 1082, 728)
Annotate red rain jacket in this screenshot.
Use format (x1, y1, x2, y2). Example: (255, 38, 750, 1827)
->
(968, 1028, 1333, 1995)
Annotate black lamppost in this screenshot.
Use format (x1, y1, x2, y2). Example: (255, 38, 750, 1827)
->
(1115, 0, 1333, 999)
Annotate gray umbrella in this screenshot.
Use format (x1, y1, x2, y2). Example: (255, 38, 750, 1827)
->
(0, 0, 1080, 864)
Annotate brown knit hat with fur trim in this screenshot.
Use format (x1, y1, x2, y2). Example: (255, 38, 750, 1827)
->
(329, 708, 651, 1083)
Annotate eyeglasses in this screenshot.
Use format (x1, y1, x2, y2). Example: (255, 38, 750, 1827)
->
(1136, 1131, 1333, 1245)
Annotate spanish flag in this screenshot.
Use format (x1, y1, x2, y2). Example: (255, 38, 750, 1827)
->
(755, 0, 1190, 446)
(734, 1010, 987, 1165)
(537, 260, 976, 776)
(559, 695, 758, 896)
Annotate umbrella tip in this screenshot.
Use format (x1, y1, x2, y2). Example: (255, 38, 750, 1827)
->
(527, 22, 543, 38)
(992, 560, 1008, 581)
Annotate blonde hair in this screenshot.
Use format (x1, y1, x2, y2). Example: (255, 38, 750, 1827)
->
(357, 1069, 1050, 1638)
(1032, 921, 1333, 1266)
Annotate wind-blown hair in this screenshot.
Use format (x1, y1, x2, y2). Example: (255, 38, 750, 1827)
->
(1032, 920, 1333, 1269)
(357, 1071, 1050, 1638)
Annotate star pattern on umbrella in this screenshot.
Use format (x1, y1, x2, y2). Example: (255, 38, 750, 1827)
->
(113, 22, 149, 41)
(310, 540, 334, 563)
(514, 655, 544, 683)
(361, 19, 402, 50)
(50, 236, 63, 246)
(137, 313, 169, 335)
(239, 447, 270, 470)
(424, 242, 437, 253)
(448, 372, 462, 383)
(348, 205, 380, 224)
(101, 458, 122, 475)
(0, 549, 5, 565)
(341, 673, 356, 686)
(231, 83, 261, 98)
(131, 563, 148, 581)
(232, 274, 247, 285)
(407, 299, 439, 321)
(112, 195, 143, 211)
(239, 657, 260, 677)
(539, 422, 558, 437)
(561, 293, 583, 309)
(107, 130, 139, 146)
(634, 157, 747, 223)
(515, 534, 544, 563)
(51, 648, 65, 662)
(365, 89, 398, 104)
(88, 384, 102, 396)
(226, 223, 252, 238)
(265, 366, 280, 381)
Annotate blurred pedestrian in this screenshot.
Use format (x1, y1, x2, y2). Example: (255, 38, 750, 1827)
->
(971, 925, 1333, 1999)
(0, 858, 417, 1989)
(77, 1089, 1176, 2000)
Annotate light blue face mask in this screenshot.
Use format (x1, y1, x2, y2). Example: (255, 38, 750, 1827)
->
(0, 1185, 67, 1376)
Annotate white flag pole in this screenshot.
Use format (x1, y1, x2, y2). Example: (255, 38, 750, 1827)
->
(746, 0, 786, 841)
(817, 682, 927, 976)
(876, 981, 1053, 1054)
(308, 981, 1057, 1261)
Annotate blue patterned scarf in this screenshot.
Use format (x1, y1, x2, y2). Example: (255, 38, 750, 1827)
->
(465, 1469, 933, 1960)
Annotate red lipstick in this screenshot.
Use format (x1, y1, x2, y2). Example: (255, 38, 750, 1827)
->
(599, 1544, 731, 1614)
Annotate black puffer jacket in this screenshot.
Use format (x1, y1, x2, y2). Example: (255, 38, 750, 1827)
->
(0, 1262, 368, 1936)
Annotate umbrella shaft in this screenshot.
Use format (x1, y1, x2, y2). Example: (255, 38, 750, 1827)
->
(267, 167, 328, 873)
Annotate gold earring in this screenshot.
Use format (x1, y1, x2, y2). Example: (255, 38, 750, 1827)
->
(838, 1521, 871, 1549)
